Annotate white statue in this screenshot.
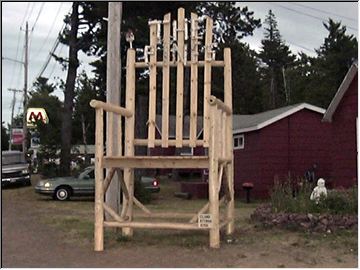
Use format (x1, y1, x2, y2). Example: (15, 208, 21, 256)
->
(310, 178, 327, 203)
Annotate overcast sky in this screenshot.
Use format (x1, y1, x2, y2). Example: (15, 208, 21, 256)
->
(1, 2, 358, 126)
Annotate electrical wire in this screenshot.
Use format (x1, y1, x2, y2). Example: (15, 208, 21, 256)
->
(26, 3, 36, 25)
(273, 3, 357, 31)
(32, 2, 63, 59)
(20, 2, 30, 28)
(30, 2, 45, 33)
(9, 32, 23, 88)
(47, 43, 65, 79)
(291, 2, 357, 23)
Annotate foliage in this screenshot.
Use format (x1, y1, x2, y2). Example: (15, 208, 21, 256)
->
(28, 77, 62, 175)
(270, 177, 357, 215)
(2, 122, 9, 151)
(305, 19, 358, 108)
(72, 71, 99, 145)
(197, 2, 261, 44)
(258, 10, 296, 109)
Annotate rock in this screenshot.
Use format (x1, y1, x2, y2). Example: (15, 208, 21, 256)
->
(300, 222, 311, 229)
(320, 218, 329, 225)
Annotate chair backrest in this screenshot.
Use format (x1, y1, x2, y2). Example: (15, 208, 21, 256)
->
(126, 8, 232, 150)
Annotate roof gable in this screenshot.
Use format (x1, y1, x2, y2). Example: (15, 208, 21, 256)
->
(233, 103, 325, 134)
(323, 63, 358, 122)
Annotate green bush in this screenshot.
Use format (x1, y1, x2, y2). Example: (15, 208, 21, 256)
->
(39, 162, 59, 178)
(270, 176, 357, 215)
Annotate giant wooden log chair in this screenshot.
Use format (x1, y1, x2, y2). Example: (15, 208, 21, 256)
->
(90, 8, 234, 251)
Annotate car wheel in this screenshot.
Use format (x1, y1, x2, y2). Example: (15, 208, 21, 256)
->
(25, 179, 31, 186)
(55, 187, 70, 201)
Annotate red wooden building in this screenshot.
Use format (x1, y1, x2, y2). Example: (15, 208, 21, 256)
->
(233, 103, 332, 198)
(323, 63, 358, 188)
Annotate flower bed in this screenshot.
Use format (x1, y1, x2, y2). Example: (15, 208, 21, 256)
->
(251, 204, 357, 232)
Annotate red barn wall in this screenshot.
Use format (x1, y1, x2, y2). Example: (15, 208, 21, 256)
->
(234, 109, 331, 199)
(330, 74, 358, 187)
(288, 110, 332, 182)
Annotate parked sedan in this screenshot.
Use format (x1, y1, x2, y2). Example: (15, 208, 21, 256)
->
(35, 166, 160, 200)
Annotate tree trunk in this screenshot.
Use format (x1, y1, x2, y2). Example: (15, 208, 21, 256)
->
(81, 114, 90, 165)
(270, 67, 275, 109)
(60, 2, 79, 176)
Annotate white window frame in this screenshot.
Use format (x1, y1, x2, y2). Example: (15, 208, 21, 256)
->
(233, 134, 244, 150)
(180, 147, 194, 156)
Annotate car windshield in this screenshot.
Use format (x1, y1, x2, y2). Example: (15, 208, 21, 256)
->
(78, 168, 94, 180)
(2, 152, 26, 165)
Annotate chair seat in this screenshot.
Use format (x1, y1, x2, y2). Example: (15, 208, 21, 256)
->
(102, 156, 209, 169)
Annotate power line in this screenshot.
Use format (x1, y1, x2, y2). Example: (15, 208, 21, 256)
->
(48, 43, 65, 79)
(291, 2, 357, 23)
(273, 3, 357, 31)
(31, 2, 45, 33)
(9, 31, 23, 88)
(20, 2, 30, 28)
(26, 3, 36, 25)
(32, 2, 63, 60)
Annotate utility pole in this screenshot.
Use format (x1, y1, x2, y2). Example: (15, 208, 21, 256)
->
(8, 88, 22, 150)
(22, 22, 29, 154)
(106, 2, 122, 220)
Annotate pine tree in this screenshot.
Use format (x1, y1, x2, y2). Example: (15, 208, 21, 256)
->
(259, 10, 295, 109)
(306, 19, 358, 108)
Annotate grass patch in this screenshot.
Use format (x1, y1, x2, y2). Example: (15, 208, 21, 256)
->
(42, 215, 94, 244)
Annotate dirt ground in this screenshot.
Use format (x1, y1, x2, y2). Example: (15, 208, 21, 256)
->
(2, 175, 358, 267)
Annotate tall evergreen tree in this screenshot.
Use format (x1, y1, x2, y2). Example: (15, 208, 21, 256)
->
(259, 10, 295, 109)
(28, 77, 63, 167)
(306, 19, 358, 108)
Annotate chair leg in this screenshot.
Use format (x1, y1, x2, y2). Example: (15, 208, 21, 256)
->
(209, 162, 220, 248)
(226, 162, 235, 235)
(122, 168, 134, 237)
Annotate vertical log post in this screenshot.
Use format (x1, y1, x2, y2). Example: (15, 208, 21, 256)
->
(162, 13, 171, 148)
(203, 17, 213, 147)
(189, 13, 199, 148)
(175, 8, 185, 148)
(224, 48, 235, 235)
(209, 105, 220, 248)
(148, 21, 157, 148)
(94, 108, 104, 251)
(123, 48, 136, 236)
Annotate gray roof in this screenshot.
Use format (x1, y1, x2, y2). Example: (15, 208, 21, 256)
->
(232, 104, 300, 131)
(233, 103, 325, 133)
(155, 103, 325, 136)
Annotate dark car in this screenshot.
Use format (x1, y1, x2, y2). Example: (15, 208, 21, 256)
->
(2, 151, 31, 186)
(35, 166, 160, 200)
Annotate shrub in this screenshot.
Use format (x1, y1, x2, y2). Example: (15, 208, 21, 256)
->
(39, 162, 59, 178)
(270, 176, 357, 215)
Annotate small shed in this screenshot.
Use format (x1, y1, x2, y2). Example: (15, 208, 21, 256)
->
(233, 103, 331, 199)
(323, 62, 358, 188)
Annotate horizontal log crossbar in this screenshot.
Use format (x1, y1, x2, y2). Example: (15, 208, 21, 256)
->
(90, 100, 133, 117)
(136, 212, 195, 219)
(134, 139, 205, 147)
(102, 156, 209, 169)
(104, 221, 209, 230)
(134, 60, 225, 68)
